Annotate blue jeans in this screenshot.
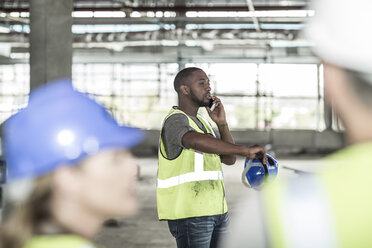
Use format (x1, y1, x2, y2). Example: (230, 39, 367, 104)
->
(167, 213, 230, 248)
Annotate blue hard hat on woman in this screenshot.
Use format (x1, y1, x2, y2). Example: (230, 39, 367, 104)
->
(1, 78, 144, 248)
(3, 78, 144, 181)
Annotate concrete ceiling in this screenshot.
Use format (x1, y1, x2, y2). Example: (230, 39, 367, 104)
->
(0, 0, 317, 64)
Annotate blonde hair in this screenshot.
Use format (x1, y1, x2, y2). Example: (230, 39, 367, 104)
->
(0, 175, 53, 248)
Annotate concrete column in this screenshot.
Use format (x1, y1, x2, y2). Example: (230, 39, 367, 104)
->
(29, 0, 73, 90)
(324, 102, 333, 130)
(177, 50, 185, 70)
(323, 67, 333, 130)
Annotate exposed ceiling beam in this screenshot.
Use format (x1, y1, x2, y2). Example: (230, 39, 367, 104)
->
(0, 16, 305, 25)
(1, 5, 307, 13)
(0, 11, 28, 24)
(0, 28, 297, 41)
(245, 0, 260, 31)
(72, 17, 304, 25)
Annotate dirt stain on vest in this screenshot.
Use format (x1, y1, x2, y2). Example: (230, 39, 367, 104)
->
(192, 181, 219, 197)
(192, 182, 201, 197)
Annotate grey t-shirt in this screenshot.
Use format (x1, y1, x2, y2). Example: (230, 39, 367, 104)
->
(161, 112, 218, 160)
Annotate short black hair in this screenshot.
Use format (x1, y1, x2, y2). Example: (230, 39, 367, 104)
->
(173, 67, 201, 93)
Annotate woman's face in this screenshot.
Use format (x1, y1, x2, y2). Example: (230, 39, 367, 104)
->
(76, 149, 139, 218)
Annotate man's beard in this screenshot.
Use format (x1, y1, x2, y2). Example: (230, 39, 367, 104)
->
(190, 88, 209, 107)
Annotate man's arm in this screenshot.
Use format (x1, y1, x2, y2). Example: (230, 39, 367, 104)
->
(182, 131, 267, 165)
(205, 96, 266, 165)
(216, 122, 236, 165)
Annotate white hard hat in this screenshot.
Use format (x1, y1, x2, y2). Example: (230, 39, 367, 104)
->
(306, 0, 372, 74)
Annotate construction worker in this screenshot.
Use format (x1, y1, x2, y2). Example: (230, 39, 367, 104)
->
(0, 79, 144, 248)
(225, 0, 372, 247)
(157, 67, 267, 248)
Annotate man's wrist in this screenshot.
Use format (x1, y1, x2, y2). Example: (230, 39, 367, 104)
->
(218, 122, 228, 127)
(238, 145, 248, 157)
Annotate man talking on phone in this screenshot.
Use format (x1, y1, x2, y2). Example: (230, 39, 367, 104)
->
(156, 67, 267, 248)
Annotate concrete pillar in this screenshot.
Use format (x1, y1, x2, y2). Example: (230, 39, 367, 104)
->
(177, 50, 185, 70)
(324, 102, 333, 130)
(29, 0, 73, 90)
(323, 66, 333, 130)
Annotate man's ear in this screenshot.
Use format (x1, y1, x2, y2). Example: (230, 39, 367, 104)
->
(180, 84, 190, 95)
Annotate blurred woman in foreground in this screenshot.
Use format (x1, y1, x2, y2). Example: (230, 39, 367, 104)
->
(0, 79, 144, 248)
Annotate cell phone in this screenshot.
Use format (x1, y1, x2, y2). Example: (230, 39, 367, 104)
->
(208, 98, 216, 112)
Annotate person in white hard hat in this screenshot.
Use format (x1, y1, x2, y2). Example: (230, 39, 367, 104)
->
(224, 0, 372, 247)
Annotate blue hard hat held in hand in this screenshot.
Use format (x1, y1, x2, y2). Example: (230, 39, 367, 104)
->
(242, 154, 278, 189)
(3, 78, 144, 181)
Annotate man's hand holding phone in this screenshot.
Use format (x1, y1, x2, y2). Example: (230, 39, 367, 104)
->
(208, 98, 216, 112)
(207, 96, 227, 126)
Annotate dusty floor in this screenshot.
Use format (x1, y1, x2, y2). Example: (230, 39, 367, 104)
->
(95, 155, 324, 248)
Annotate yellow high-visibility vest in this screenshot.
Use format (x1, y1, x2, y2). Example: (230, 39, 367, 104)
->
(157, 107, 227, 220)
(263, 142, 372, 248)
(24, 234, 98, 248)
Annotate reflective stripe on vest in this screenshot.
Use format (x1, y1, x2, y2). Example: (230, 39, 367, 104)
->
(157, 151, 224, 188)
(197, 114, 217, 137)
(157, 109, 223, 188)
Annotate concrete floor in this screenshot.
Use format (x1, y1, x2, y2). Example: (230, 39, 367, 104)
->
(95, 155, 324, 248)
